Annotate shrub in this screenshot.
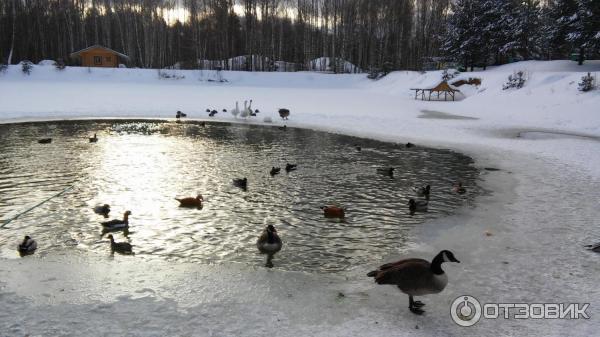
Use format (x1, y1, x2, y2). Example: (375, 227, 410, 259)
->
(21, 60, 33, 75)
(502, 71, 526, 90)
(578, 72, 596, 92)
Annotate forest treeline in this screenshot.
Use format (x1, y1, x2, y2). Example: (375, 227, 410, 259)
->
(0, 0, 598, 72)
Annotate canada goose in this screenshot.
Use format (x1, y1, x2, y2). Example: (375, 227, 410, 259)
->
(453, 182, 466, 194)
(408, 199, 428, 214)
(406, 142, 415, 148)
(107, 234, 133, 255)
(270, 167, 281, 176)
(257, 224, 282, 268)
(18, 236, 37, 255)
(279, 108, 290, 120)
(367, 250, 460, 315)
(93, 204, 111, 217)
(175, 194, 203, 208)
(376, 167, 394, 176)
(233, 178, 248, 190)
(101, 211, 131, 229)
(321, 206, 345, 218)
(89, 133, 98, 143)
(285, 163, 297, 172)
(413, 185, 431, 199)
(38, 138, 52, 144)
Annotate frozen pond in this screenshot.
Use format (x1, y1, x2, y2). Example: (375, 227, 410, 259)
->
(0, 120, 479, 272)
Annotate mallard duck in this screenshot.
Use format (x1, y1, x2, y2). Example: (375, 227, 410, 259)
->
(38, 138, 52, 144)
(93, 204, 110, 217)
(413, 185, 431, 198)
(175, 194, 203, 208)
(321, 206, 345, 218)
(585, 242, 600, 253)
(89, 133, 98, 143)
(408, 199, 428, 214)
(257, 224, 283, 267)
(376, 167, 395, 176)
(107, 234, 133, 255)
(233, 178, 247, 190)
(285, 163, 297, 172)
(18, 236, 37, 255)
(101, 211, 131, 229)
(453, 182, 466, 194)
(270, 167, 281, 176)
(367, 250, 460, 315)
(278, 108, 290, 120)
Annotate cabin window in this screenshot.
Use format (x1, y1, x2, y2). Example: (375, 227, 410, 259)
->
(106, 56, 112, 62)
(94, 56, 102, 65)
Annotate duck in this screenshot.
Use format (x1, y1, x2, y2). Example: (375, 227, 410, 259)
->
(376, 167, 395, 176)
(251, 109, 260, 116)
(321, 206, 345, 218)
(279, 125, 287, 131)
(107, 234, 133, 255)
(233, 178, 248, 190)
(285, 163, 297, 172)
(93, 204, 111, 217)
(453, 182, 466, 194)
(257, 224, 283, 268)
(270, 167, 281, 176)
(18, 236, 37, 255)
(413, 185, 431, 199)
(585, 242, 600, 253)
(406, 142, 415, 148)
(101, 210, 131, 229)
(408, 198, 428, 214)
(175, 194, 204, 208)
(278, 108, 290, 120)
(89, 133, 98, 143)
(367, 250, 460, 315)
(176, 111, 182, 118)
(209, 110, 218, 117)
(354, 144, 362, 152)
(231, 101, 240, 118)
(38, 138, 52, 144)
(205, 108, 211, 113)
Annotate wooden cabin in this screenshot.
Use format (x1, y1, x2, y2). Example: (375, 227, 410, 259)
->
(70, 45, 129, 68)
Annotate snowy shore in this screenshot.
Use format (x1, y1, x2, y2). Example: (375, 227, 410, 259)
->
(1, 60, 600, 336)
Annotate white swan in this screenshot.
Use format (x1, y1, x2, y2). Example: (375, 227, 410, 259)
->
(240, 100, 250, 118)
(247, 99, 253, 116)
(231, 101, 240, 118)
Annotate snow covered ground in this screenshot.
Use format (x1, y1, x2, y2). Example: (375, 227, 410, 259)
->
(1, 60, 600, 336)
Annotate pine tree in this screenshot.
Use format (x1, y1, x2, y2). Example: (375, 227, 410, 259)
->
(503, 0, 543, 60)
(567, 0, 600, 65)
(544, 0, 578, 59)
(443, 0, 486, 70)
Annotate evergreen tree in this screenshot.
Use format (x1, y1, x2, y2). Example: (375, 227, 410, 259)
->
(504, 0, 543, 60)
(567, 0, 600, 65)
(443, 0, 486, 70)
(544, 0, 578, 59)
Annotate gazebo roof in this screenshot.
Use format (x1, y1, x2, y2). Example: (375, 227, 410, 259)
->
(429, 81, 460, 92)
(69, 45, 130, 60)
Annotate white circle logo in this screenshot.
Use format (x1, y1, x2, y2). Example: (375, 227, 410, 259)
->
(450, 295, 482, 327)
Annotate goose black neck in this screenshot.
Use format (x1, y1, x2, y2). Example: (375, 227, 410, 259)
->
(431, 253, 445, 275)
(267, 231, 276, 244)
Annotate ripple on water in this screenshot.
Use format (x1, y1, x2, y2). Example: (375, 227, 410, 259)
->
(0, 121, 480, 272)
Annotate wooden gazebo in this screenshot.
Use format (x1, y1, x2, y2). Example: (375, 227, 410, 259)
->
(411, 81, 461, 101)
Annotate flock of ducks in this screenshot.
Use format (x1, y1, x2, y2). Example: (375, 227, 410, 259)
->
(174, 100, 291, 122)
(27, 124, 471, 316)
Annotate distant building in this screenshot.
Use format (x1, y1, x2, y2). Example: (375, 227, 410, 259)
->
(70, 45, 129, 68)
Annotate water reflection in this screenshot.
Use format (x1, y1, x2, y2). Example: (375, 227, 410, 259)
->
(0, 120, 480, 272)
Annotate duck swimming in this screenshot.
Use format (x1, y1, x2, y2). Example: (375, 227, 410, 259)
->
(321, 206, 345, 218)
(414, 185, 431, 199)
(18, 236, 37, 255)
(89, 133, 98, 143)
(376, 167, 395, 176)
(285, 163, 297, 172)
(38, 138, 52, 144)
(175, 194, 204, 208)
(367, 250, 460, 315)
(257, 224, 283, 268)
(93, 204, 110, 217)
(453, 182, 466, 194)
(107, 234, 133, 255)
(408, 199, 428, 214)
(233, 178, 248, 190)
(101, 211, 131, 229)
(270, 167, 281, 176)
